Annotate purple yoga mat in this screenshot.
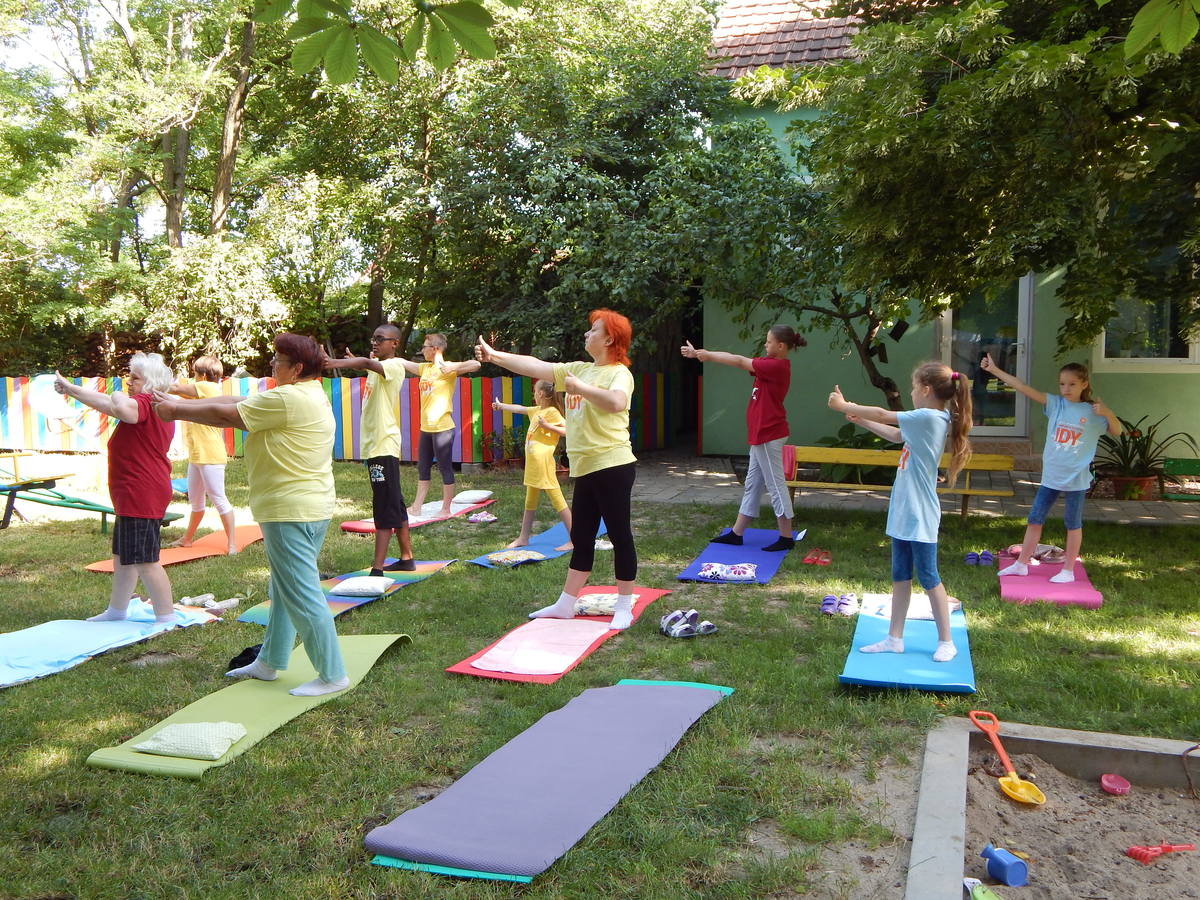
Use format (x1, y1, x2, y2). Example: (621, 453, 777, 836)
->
(364, 681, 730, 878)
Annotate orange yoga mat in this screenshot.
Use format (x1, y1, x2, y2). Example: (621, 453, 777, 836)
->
(85, 525, 263, 573)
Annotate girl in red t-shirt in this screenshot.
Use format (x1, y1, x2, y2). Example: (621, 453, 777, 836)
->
(681, 325, 806, 551)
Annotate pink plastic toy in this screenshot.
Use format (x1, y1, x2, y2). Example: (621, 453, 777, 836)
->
(1100, 773, 1131, 795)
(1125, 842, 1196, 864)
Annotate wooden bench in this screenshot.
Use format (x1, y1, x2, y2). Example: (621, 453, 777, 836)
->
(0, 477, 183, 533)
(783, 445, 1015, 519)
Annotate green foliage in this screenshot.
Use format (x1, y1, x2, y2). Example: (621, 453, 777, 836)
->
(1095, 414, 1199, 478)
(814, 421, 899, 484)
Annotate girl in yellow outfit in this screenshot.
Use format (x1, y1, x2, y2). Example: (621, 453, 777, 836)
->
(492, 380, 573, 550)
(168, 355, 236, 554)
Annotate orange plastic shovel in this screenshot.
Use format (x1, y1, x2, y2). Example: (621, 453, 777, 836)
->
(969, 710, 1046, 805)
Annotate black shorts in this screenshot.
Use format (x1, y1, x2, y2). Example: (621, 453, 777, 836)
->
(368, 456, 408, 529)
(112, 515, 162, 565)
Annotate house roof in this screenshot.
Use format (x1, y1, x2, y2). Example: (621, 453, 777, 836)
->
(709, 0, 858, 79)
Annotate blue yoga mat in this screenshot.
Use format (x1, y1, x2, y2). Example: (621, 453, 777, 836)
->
(0, 600, 214, 689)
(468, 520, 607, 569)
(838, 607, 976, 693)
(676, 528, 805, 584)
(365, 679, 732, 881)
(171, 478, 188, 495)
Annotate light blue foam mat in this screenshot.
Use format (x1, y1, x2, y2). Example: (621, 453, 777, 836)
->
(838, 607, 976, 693)
(0, 600, 215, 689)
(171, 477, 188, 495)
(365, 679, 732, 881)
(676, 528, 805, 584)
(468, 520, 607, 569)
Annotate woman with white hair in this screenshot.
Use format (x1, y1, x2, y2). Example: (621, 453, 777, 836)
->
(55, 352, 177, 622)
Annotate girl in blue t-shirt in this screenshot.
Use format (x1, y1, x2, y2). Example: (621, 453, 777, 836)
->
(981, 355, 1121, 584)
(828, 362, 973, 662)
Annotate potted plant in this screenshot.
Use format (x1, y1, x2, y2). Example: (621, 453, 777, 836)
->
(1094, 414, 1199, 500)
(485, 425, 525, 469)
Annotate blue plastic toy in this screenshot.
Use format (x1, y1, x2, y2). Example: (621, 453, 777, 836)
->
(980, 843, 1028, 886)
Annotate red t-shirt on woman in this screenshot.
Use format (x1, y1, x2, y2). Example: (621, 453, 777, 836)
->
(745, 357, 791, 445)
(107, 393, 174, 519)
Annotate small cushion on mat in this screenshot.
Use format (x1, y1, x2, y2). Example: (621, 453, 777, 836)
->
(486, 549, 547, 566)
(697, 562, 757, 582)
(133, 722, 247, 760)
(453, 489, 493, 504)
(574, 592, 619, 615)
(330, 575, 395, 597)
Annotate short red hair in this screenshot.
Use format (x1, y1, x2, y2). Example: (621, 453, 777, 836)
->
(589, 308, 632, 366)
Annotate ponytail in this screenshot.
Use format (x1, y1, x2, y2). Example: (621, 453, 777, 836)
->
(913, 361, 973, 487)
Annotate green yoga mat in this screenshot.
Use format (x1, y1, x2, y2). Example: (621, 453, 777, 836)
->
(85, 634, 408, 779)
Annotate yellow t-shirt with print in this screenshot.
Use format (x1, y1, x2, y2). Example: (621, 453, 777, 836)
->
(552, 361, 636, 478)
(237, 380, 334, 523)
(418, 362, 458, 433)
(522, 405, 564, 490)
(361, 357, 407, 459)
(184, 381, 228, 465)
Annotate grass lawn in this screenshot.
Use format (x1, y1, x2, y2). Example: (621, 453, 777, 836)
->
(2, 459, 1198, 899)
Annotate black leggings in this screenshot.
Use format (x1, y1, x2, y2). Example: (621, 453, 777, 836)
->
(569, 462, 637, 581)
(417, 430, 455, 484)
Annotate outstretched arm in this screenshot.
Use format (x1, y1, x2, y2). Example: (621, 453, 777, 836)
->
(323, 350, 384, 376)
(169, 380, 200, 398)
(537, 419, 567, 437)
(846, 412, 902, 444)
(442, 359, 482, 376)
(151, 390, 246, 430)
(55, 372, 140, 423)
(475, 336, 555, 382)
(827, 385, 900, 426)
(491, 400, 528, 416)
(980, 353, 1046, 405)
(565, 374, 627, 413)
(680, 340, 754, 372)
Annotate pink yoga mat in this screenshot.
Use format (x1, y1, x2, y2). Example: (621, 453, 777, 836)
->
(339, 499, 495, 533)
(446, 586, 670, 684)
(997, 554, 1103, 609)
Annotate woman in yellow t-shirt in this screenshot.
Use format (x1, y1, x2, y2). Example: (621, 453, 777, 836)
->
(168, 355, 236, 554)
(476, 309, 638, 630)
(396, 333, 481, 518)
(491, 379, 572, 550)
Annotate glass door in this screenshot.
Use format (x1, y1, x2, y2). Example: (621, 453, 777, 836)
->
(939, 275, 1033, 436)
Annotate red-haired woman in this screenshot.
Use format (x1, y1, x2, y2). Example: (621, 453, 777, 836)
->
(476, 310, 639, 629)
(153, 333, 348, 696)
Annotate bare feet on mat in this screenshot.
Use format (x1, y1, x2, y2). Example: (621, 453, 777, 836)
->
(506, 538, 530, 549)
(167, 538, 193, 549)
(555, 542, 573, 552)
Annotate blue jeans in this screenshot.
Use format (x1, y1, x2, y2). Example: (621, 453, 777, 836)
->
(891, 538, 941, 590)
(1027, 485, 1085, 530)
(258, 520, 345, 682)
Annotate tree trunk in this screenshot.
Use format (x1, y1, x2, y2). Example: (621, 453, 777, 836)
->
(366, 262, 386, 332)
(210, 19, 256, 234)
(163, 12, 194, 249)
(843, 314, 903, 410)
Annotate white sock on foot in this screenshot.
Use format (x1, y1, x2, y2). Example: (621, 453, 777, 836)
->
(530, 591, 577, 620)
(933, 641, 957, 662)
(225, 659, 278, 681)
(998, 561, 1028, 577)
(87, 607, 127, 622)
(1049, 569, 1076, 584)
(289, 675, 350, 697)
(609, 594, 634, 631)
(155, 613, 178, 624)
(860, 636, 904, 654)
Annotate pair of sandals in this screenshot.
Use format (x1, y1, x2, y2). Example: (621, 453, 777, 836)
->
(467, 511, 498, 523)
(802, 548, 832, 566)
(1004, 543, 1067, 564)
(660, 608, 718, 638)
(964, 550, 995, 566)
(820, 592, 858, 616)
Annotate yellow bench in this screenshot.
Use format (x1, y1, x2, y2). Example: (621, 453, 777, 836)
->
(784, 445, 1015, 519)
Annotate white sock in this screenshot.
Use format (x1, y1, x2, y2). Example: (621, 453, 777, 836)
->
(155, 612, 178, 624)
(289, 675, 350, 697)
(998, 561, 1028, 577)
(609, 594, 635, 631)
(225, 659, 277, 681)
(529, 591, 577, 620)
(87, 607, 127, 622)
(860, 636, 904, 654)
(1049, 569, 1076, 584)
(933, 641, 957, 663)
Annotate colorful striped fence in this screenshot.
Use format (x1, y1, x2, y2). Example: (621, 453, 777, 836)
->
(0, 374, 674, 461)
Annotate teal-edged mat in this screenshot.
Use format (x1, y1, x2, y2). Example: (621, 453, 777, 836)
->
(85, 634, 408, 778)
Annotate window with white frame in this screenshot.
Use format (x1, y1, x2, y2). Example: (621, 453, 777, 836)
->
(1093, 297, 1199, 372)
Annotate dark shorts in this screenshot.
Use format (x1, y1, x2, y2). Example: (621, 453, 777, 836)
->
(368, 456, 408, 529)
(112, 515, 162, 565)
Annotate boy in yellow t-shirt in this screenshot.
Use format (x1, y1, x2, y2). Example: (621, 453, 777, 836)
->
(396, 332, 480, 518)
(323, 324, 416, 576)
(168, 355, 237, 553)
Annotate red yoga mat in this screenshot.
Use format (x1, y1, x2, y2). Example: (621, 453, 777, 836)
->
(446, 586, 670, 684)
(997, 553, 1103, 609)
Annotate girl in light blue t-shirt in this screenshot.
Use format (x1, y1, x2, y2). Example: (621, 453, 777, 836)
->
(828, 362, 973, 663)
(981, 356, 1121, 584)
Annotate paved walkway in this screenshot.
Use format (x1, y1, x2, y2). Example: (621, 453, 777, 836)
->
(629, 449, 1200, 526)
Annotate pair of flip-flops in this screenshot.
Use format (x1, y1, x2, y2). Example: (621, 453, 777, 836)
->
(802, 548, 832, 565)
(467, 511, 498, 523)
(964, 551, 994, 566)
(819, 592, 858, 616)
(659, 608, 718, 638)
(1005, 543, 1066, 564)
